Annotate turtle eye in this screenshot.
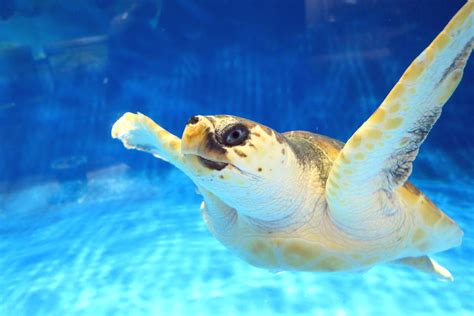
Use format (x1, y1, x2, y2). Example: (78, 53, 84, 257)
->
(221, 124, 249, 146)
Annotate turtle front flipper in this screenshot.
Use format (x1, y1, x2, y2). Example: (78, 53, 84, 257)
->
(112, 112, 184, 168)
(325, 2, 473, 238)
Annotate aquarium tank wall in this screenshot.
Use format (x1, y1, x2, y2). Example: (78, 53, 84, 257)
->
(0, 0, 473, 315)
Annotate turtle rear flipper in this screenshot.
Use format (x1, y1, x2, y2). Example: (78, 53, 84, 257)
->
(394, 256, 453, 281)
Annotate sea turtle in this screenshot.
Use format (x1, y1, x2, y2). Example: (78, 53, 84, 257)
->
(111, 2, 473, 280)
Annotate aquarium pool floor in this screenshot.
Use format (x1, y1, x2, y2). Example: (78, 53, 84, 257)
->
(0, 167, 473, 316)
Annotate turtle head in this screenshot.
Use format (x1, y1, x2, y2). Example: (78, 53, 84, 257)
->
(111, 111, 309, 224)
(181, 115, 301, 222)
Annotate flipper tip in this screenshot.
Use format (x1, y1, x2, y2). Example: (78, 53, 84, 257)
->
(431, 259, 454, 282)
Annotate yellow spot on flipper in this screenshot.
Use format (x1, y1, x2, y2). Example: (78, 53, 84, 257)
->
(385, 117, 404, 130)
(433, 32, 450, 51)
(424, 47, 436, 65)
(403, 61, 425, 82)
(365, 129, 383, 140)
(350, 134, 362, 148)
(437, 70, 463, 105)
(368, 108, 386, 125)
(412, 228, 427, 243)
(385, 84, 405, 104)
(389, 103, 401, 113)
(354, 153, 365, 160)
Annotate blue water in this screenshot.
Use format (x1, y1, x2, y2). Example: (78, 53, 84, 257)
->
(0, 1, 473, 315)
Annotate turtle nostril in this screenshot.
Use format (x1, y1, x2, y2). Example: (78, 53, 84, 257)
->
(187, 116, 200, 125)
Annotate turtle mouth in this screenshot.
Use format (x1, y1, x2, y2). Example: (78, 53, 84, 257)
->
(191, 154, 259, 179)
(198, 156, 228, 171)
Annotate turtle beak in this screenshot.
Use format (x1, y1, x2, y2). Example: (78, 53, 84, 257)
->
(181, 116, 230, 169)
(181, 115, 210, 155)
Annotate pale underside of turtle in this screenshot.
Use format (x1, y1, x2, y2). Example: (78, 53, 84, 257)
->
(112, 2, 473, 281)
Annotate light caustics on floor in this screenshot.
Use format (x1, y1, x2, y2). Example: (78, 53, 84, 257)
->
(0, 167, 473, 316)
